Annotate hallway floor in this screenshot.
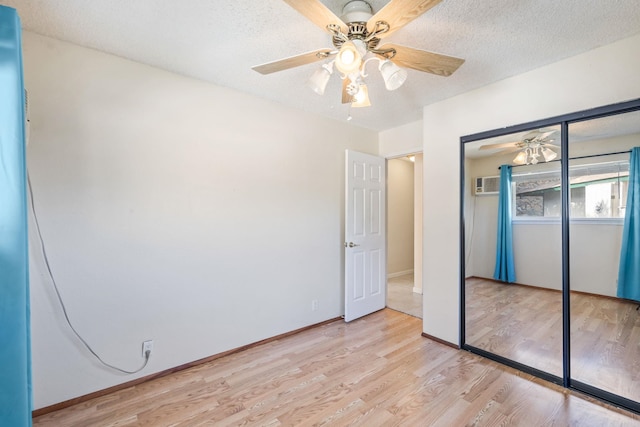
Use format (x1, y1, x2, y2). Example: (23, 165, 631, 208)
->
(386, 273, 422, 318)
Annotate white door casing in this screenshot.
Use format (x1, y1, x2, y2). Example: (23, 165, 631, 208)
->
(344, 150, 386, 322)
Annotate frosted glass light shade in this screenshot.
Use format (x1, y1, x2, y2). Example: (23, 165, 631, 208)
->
(335, 41, 362, 75)
(513, 151, 528, 165)
(306, 62, 333, 95)
(541, 146, 558, 162)
(379, 60, 407, 90)
(351, 84, 371, 108)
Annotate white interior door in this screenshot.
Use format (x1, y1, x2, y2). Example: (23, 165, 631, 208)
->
(344, 149, 386, 322)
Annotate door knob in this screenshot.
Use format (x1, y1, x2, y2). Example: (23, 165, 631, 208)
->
(345, 242, 360, 247)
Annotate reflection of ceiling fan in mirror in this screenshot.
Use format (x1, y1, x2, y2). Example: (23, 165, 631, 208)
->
(252, 0, 465, 108)
(479, 130, 559, 165)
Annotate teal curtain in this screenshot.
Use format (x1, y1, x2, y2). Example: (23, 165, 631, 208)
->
(617, 147, 640, 301)
(493, 165, 516, 283)
(0, 6, 32, 426)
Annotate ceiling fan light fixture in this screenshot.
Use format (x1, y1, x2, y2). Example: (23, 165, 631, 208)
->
(335, 41, 364, 75)
(351, 84, 371, 108)
(541, 146, 558, 162)
(379, 60, 407, 91)
(306, 61, 334, 95)
(251, 0, 466, 109)
(529, 148, 540, 165)
(513, 151, 528, 165)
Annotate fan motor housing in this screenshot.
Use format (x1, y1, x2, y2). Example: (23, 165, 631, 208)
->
(331, 1, 382, 51)
(332, 23, 380, 51)
(340, 0, 373, 23)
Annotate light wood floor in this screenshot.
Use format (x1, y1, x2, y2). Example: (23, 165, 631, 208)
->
(34, 309, 639, 426)
(465, 277, 564, 376)
(466, 277, 640, 404)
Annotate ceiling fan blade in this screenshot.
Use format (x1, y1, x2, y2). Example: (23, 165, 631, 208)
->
(479, 142, 520, 151)
(282, 0, 347, 34)
(252, 49, 333, 75)
(521, 130, 540, 141)
(522, 129, 557, 142)
(499, 146, 527, 155)
(536, 131, 559, 144)
(342, 79, 351, 104)
(380, 43, 464, 76)
(542, 140, 559, 146)
(367, 0, 442, 37)
(538, 130, 557, 140)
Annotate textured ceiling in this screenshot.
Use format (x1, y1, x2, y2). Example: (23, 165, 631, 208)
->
(3, 0, 640, 131)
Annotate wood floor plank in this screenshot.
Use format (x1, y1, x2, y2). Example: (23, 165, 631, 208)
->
(34, 309, 640, 426)
(466, 277, 640, 403)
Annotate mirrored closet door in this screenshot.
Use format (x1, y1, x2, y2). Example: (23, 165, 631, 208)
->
(569, 110, 640, 404)
(463, 126, 563, 378)
(461, 98, 640, 414)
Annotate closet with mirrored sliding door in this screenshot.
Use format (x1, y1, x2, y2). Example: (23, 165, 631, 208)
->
(460, 98, 640, 413)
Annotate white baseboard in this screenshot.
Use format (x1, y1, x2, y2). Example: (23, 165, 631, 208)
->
(412, 287, 423, 294)
(387, 269, 414, 279)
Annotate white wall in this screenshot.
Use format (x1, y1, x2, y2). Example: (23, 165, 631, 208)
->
(468, 220, 623, 297)
(422, 33, 640, 344)
(379, 120, 422, 156)
(24, 32, 378, 409)
(413, 153, 423, 294)
(570, 223, 623, 296)
(387, 158, 414, 275)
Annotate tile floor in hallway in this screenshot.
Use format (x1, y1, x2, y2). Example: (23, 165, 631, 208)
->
(386, 272, 422, 318)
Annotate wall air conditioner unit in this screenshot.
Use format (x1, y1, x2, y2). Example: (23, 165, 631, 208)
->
(474, 176, 500, 195)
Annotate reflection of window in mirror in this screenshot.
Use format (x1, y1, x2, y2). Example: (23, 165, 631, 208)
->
(512, 160, 629, 219)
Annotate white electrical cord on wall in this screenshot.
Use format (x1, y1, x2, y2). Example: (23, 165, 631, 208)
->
(27, 173, 150, 374)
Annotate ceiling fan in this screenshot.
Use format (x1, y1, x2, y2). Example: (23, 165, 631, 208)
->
(252, 0, 465, 108)
(479, 130, 560, 165)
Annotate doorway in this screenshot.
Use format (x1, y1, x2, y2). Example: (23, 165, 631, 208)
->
(386, 153, 423, 318)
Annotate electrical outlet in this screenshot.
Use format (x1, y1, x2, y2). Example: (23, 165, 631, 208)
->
(311, 299, 319, 311)
(142, 340, 154, 358)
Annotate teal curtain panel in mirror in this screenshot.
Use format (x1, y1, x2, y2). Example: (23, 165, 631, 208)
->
(617, 147, 640, 301)
(493, 165, 516, 283)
